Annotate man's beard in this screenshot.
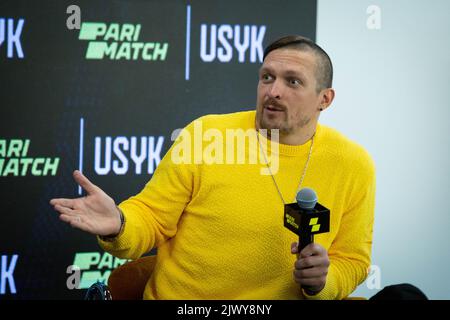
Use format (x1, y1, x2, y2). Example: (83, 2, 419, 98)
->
(258, 98, 289, 133)
(257, 107, 312, 137)
(260, 113, 290, 134)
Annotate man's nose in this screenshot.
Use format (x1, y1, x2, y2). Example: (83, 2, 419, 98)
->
(267, 80, 283, 99)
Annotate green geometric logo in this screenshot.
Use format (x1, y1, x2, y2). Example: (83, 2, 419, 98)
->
(309, 217, 320, 232)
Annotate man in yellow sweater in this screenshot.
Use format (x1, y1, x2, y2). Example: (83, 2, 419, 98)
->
(50, 35, 375, 300)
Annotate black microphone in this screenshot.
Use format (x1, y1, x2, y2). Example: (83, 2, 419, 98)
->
(284, 187, 330, 253)
(296, 188, 318, 253)
(284, 188, 330, 294)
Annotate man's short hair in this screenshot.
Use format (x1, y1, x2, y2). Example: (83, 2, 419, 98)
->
(263, 35, 333, 93)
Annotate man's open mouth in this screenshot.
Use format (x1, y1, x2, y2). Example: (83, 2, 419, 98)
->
(265, 105, 284, 112)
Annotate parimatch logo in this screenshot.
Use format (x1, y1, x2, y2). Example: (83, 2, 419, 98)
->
(0, 139, 59, 176)
(67, 252, 129, 289)
(78, 22, 169, 61)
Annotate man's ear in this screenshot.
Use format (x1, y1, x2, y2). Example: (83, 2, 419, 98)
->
(318, 88, 335, 111)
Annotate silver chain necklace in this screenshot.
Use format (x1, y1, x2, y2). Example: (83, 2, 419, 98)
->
(256, 130, 315, 205)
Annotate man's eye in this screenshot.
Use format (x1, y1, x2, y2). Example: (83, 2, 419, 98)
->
(289, 79, 301, 86)
(262, 74, 273, 81)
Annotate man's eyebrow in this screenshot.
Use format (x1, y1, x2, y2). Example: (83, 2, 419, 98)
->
(259, 66, 273, 74)
(258, 67, 307, 85)
(284, 70, 305, 78)
(259, 67, 305, 78)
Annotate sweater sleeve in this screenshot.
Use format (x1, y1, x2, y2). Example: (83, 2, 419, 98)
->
(304, 157, 376, 300)
(98, 122, 198, 260)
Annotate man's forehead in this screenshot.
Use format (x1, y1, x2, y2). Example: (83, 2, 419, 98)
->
(261, 48, 316, 72)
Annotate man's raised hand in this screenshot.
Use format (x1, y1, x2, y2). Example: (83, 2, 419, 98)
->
(50, 170, 122, 237)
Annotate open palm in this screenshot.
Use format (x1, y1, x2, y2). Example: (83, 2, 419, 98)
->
(50, 170, 122, 237)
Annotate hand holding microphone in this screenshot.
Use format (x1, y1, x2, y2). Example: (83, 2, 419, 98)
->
(291, 241, 329, 295)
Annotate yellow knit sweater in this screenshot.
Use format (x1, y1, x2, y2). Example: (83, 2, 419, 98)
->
(99, 110, 376, 300)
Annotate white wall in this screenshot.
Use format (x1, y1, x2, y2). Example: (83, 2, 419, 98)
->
(317, 0, 450, 299)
